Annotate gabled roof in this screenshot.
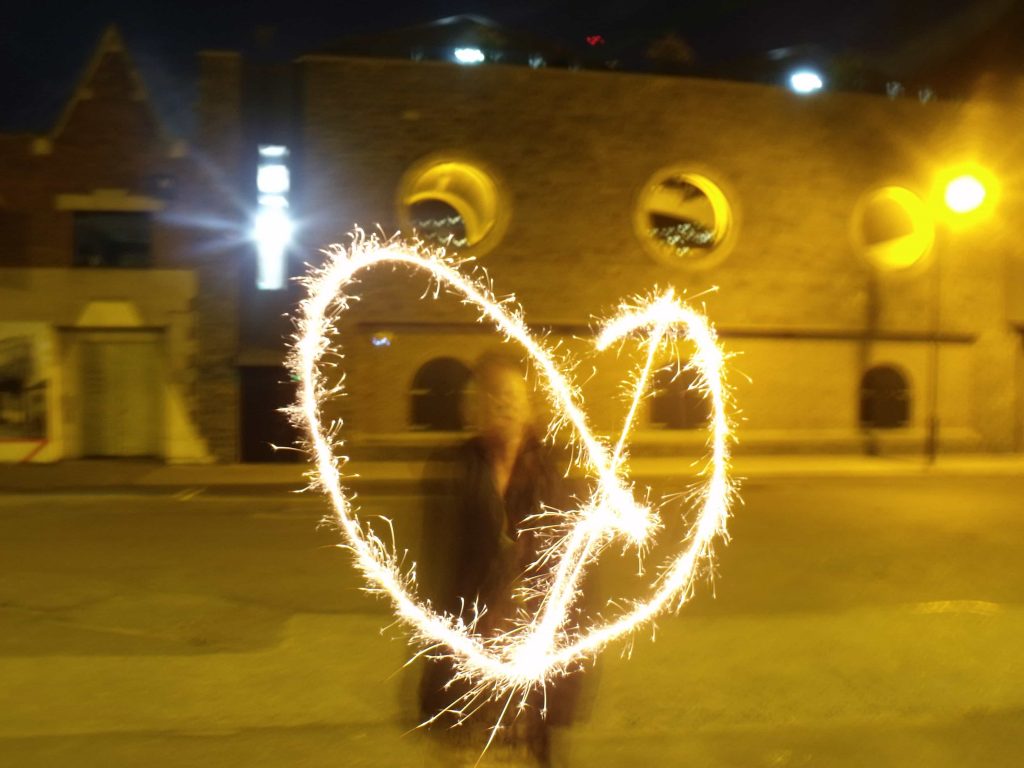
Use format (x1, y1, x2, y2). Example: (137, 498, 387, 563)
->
(44, 25, 179, 149)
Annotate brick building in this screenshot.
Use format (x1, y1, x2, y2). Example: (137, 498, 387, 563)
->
(3, 29, 1023, 462)
(233, 55, 1023, 457)
(0, 28, 241, 462)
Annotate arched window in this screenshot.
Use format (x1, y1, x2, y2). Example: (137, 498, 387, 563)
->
(407, 199, 468, 248)
(859, 365, 911, 429)
(650, 366, 710, 430)
(851, 186, 933, 272)
(410, 357, 472, 431)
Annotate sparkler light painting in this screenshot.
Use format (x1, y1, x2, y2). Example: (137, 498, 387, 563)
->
(287, 231, 738, 727)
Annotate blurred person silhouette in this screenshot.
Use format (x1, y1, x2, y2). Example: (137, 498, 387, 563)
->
(418, 349, 586, 767)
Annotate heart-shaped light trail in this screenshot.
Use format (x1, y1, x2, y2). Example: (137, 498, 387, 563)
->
(288, 231, 737, 716)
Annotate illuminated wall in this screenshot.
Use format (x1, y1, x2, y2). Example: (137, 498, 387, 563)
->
(0, 271, 207, 462)
(290, 56, 1021, 453)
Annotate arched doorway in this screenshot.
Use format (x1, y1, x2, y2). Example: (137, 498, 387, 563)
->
(649, 366, 710, 430)
(860, 365, 911, 429)
(410, 357, 472, 431)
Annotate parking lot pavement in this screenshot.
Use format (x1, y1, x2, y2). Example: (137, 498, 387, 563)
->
(1, 475, 1023, 766)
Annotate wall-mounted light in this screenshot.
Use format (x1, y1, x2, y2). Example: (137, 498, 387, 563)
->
(257, 164, 289, 196)
(789, 69, 824, 94)
(254, 145, 292, 290)
(453, 47, 485, 65)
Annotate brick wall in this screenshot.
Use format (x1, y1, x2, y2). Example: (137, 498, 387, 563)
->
(0, 34, 241, 461)
(291, 56, 1023, 452)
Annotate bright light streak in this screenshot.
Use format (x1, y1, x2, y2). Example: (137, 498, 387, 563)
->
(254, 208, 293, 290)
(255, 207, 292, 248)
(257, 164, 290, 195)
(789, 69, 824, 94)
(944, 175, 986, 214)
(258, 194, 289, 208)
(259, 144, 289, 158)
(288, 232, 737, 729)
(454, 47, 485, 64)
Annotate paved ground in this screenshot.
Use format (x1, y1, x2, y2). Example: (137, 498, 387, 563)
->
(3, 453, 1024, 495)
(1, 475, 1023, 766)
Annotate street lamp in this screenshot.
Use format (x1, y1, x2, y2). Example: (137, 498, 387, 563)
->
(925, 168, 994, 463)
(944, 174, 986, 214)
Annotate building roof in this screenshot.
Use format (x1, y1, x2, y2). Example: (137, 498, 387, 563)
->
(316, 14, 581, 68)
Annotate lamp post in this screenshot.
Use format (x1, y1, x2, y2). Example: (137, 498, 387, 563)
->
(926, 172, 990, 464)
(924, 242, 942, 464)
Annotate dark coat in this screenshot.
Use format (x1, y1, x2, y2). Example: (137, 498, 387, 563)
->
(418, 432, 585, 730)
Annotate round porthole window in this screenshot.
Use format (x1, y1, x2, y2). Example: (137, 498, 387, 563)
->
(851, 186, 934, 272)
(397, 156, 508, 256)
(634, 167, 736, 269)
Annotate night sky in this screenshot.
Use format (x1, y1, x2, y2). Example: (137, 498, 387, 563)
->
(0, 0, 1014, 135)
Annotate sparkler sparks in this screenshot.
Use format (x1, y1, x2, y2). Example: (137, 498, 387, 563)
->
(287, 231, 738, 726)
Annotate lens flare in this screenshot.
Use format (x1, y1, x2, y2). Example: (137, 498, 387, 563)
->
(287, 231, 738, 730)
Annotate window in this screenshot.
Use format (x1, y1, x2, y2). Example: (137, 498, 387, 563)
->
(859, 365, 911, 429)
(852, 186, 933, 272)
(0, 336, 45, 439)
(649, 365, 710, 430)
(73, 212, 152, 268)
(410, 357, 472, 431)
(407, 199, 468, 248)
(0, 210, 29, 266)
(635, 167, 735, 269)
(398, 157, 508, 256)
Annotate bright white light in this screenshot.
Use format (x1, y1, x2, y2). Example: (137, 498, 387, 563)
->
(944, 175, 986, 214)
(255, 207, 292, 247)
(257, 164, 290, 195)
(258, 145, 289, 158)
(789, 69, 824, 94)
(258, 193, 289, 208)
(454, 47, 485, 64)
(254, 208, 292, 290)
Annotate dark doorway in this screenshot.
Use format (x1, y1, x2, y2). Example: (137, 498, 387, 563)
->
(240, 366, 302, 462)
(410, 357, 471, 431)
(860, 365, 911, 429)
(650, 365, 710, 430)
